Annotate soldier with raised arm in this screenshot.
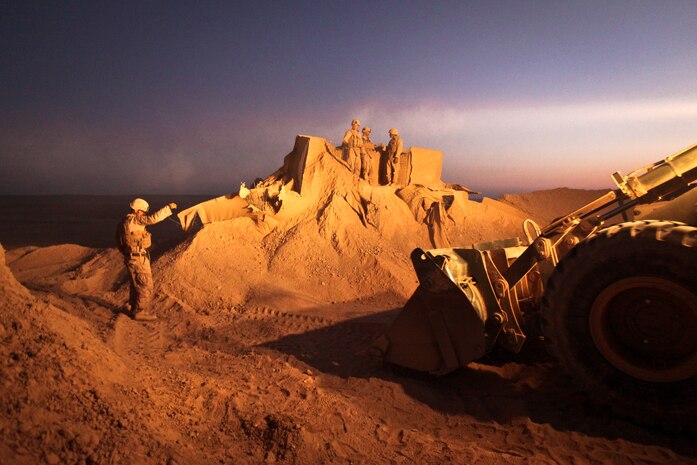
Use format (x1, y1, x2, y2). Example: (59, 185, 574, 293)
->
(116, 198, 177, 321)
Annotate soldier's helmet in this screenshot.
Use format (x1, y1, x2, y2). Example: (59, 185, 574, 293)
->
(130, 198, 149, 212)
(389, 128, 399, 136)
(352, 119, 360, 126)
(363, 127, 371, 133)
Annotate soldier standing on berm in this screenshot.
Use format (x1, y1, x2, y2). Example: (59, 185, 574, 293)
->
(360, 126, 375, 181)
(116, 198, 177, 321)
(386, 128, 403, 185)
(342, 119, 366, 175)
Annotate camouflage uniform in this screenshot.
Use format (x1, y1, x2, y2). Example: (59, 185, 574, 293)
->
(117, 205, 173, 319)
(342, 128, 365, 174)
(386, 131, 403, 184)
(361, 129, 376, 181)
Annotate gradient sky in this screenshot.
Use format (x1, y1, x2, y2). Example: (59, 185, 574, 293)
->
(2, 1, 697, 196)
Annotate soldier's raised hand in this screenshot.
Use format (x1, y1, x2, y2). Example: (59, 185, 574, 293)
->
(168, 203, 178, 210)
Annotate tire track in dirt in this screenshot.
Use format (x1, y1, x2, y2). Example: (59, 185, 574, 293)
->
(109, 315, 163, 359)
(107, 293, 190, 361)
(8, 244, 697, 464)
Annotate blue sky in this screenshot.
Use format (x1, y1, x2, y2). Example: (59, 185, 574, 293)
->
(1, 1, 696, 195)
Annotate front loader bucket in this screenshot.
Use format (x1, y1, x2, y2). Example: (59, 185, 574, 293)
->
(383, 248, 489, 375)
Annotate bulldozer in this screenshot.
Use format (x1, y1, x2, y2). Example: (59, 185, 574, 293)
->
(381, 143, 697, 428)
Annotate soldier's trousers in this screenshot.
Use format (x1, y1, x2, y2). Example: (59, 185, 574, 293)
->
(343, 147, 361, 173)
(360, 153, 372, 180)
(387, 156, 400, 184)
(125, 254, 153, 314)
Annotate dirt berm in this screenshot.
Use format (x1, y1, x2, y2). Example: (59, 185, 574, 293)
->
(1, 147, 694, 464)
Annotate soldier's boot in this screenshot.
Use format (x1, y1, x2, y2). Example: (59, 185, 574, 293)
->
(133, 311, 157, 322)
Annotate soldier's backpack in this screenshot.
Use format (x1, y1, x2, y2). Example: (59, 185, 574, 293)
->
(116, 215, 151, 254)
(116, 216, 129, 254)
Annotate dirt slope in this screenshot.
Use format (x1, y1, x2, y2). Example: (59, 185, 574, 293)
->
(159, 150, 532, 316)
(1, 151, 695, 464)
(3, 243, 694, 465)
(498, 187, 610, 224)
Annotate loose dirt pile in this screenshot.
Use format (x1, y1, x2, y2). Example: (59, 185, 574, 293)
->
(159, 150, 534, 316)
(1, 151, 695, 464)
(498, 188, 609, 224)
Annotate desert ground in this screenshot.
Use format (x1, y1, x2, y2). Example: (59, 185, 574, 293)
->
(1, 151, 695, 465)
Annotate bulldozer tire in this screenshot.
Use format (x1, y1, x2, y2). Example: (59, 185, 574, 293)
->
(541, 221, 697, 431)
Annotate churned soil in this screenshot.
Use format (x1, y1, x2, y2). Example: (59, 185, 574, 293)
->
(1, 155, 694, 464)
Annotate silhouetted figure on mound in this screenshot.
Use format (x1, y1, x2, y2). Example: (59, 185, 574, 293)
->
(386, 128, 403, 185)
(360, 126, 376, 182)
(361, 127, 371, 143)
(342, 118, 366, 175)
(116, 198, 177, 321)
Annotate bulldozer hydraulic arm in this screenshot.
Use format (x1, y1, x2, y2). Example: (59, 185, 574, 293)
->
(382, 143, 697, 375)
(507, 142, 697, 289)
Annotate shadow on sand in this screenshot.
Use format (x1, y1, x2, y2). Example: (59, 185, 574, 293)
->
(260, 301, 696, 456)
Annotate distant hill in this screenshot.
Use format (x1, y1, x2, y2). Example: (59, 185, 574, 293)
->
(497, 187, 609, 224)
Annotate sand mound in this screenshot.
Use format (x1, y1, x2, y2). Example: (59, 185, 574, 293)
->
(3, 143, 695, 464)
(5, 240, 694, 465)
(0, 245, 135, 464)
(158, 150, 535, 317)
(7, 245, 124, 294)
(0, 242, 310, 465)
(498, 187, 609, 224)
